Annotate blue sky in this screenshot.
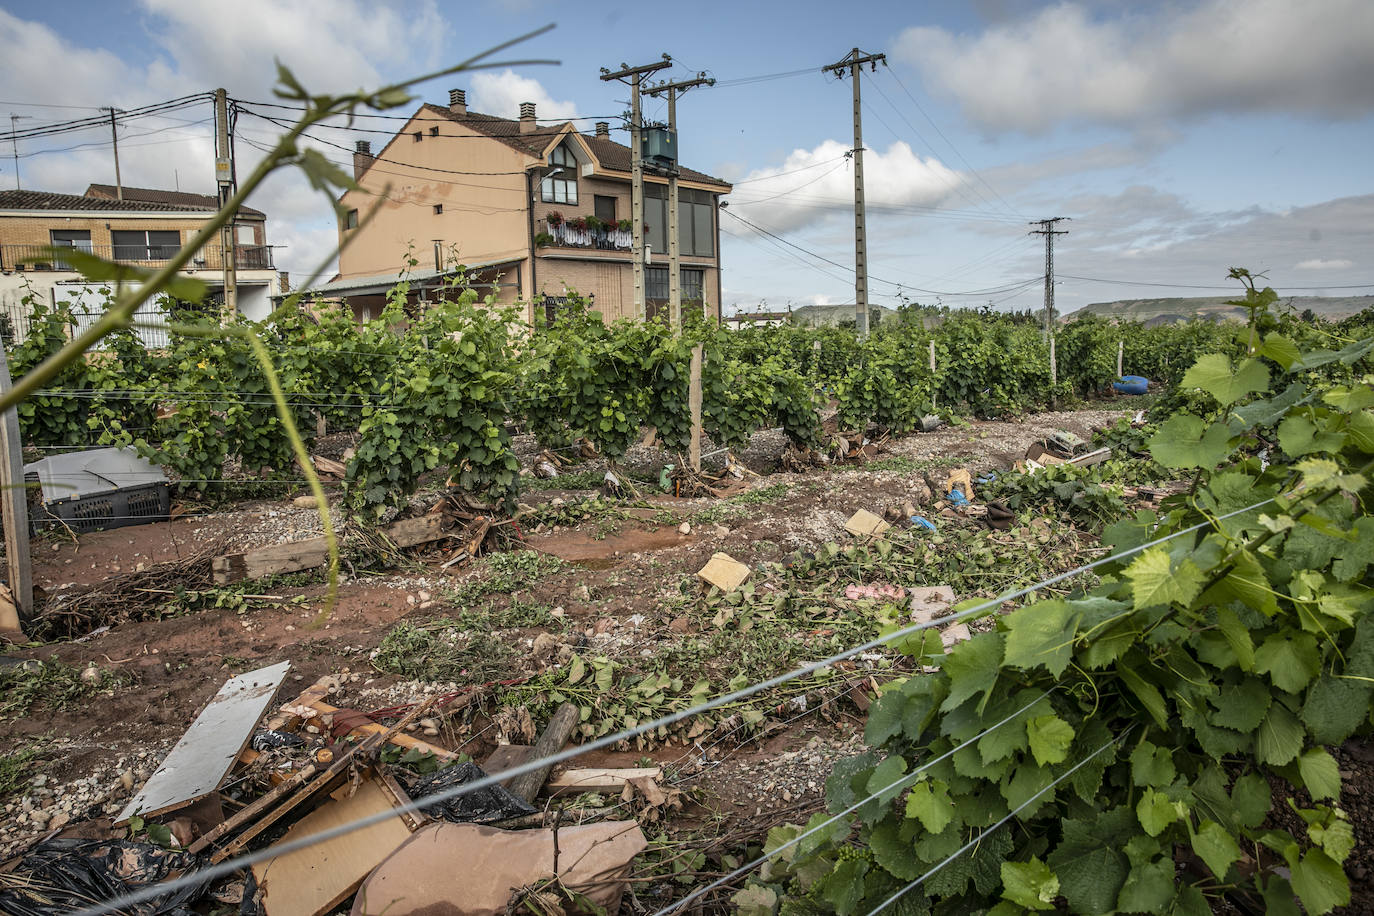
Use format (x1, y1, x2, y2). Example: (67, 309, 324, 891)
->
(2, 0, 1371, 314)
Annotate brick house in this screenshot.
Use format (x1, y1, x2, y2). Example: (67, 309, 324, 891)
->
(0, 186, 284, 340)
(323, 89, 731, 324)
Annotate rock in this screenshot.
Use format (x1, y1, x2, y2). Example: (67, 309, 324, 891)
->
(80, 664, 101, 686)
(293, 496, 318, 509)
(593, 618, 616, 635)
(48, 811, 70, 831)
(29, 810, 48, 827)
(418, 718, 438, 730)
(423, 727, 440, 737)
(571, 584, 591, 602)
(678, 522, 691, 535)
(417, 590, 432, 603)
(669, 616, 694, 635)
(531, 633, 557, 656)
(31, 775, 46, 788)
(712, 525, 730, 538)
(119, 770, 134, 791)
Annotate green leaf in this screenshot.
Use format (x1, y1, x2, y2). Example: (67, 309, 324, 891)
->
(1002, 600, 1079, 677)
(1309, 816, 1355, 863)
(1254, 703, 1305, 766)
(939, 633, 1004, 713)
(1136, 788, 1177, 837)
(904, 779, 954, 834)
(1207, 678, 1271, 732)
(1117, 858, 1175, 912)
(865, 689, 907, 746)
(1117, 661, 1170, 729)
(865, 755, 908, 807)
(731, 884, 778, 916)
(1230, 772, 1272, 829)
(1129, 742, 1176, 788)
(1181, 353, 1269, 405)
(1288, 847, 1350, 915)
(566, 654, 585, 685)
(1026, 715, 1074, 767)
(48, 247, 207, 302)
(1000, 857, 1059, 911)
(869, 820, 920, 881)
(1124, 548, 1203, 611)
(1190, 820, 1240, 879)
(1147, 414, 1232, 469)
(819, 857, 867, 916)
(1048, 814, 1131, 914)
(1297, 748, 1342, 800)
(1259, 333, 1301, 370)
(1278, 414, 1346, 456)
(1254, 632, 1320, 693)
(1332, 517, 1374, 581)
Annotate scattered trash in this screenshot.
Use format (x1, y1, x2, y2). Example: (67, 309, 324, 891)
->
(400, 762, 535, 824)
(919, 415, 943, 432)
(250, 729, 305, 752)
(844, 509, 890, 539)
(534, 460, 559, 479)
(659, 463, 675, 491)
(350, 820, 649, 916)
(985, 501, 1015, 531)
(910, 515, 937, 532)
(24, 447, 171, 534)
(947, 488, 970, 508)
(909, 586, 956, 626)
(602, 470, 622, 497)
(844, 583, 907, 602)
(698, 552, 752, 592)
(546, 766, 663, 797)
(943, 468, 975, 502)
(0, 838, 210, 916)
(312, 455, 347, 480)
(1068, 446, 1111, 468)
(292, 495, 318, 509)
(976, 472, 997, 486)
(1113, 375, 1149, 395)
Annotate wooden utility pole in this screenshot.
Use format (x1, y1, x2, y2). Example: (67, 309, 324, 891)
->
(601, 56, 673, 320)
(689, 345, 703, 472)
(98, 107, 123, 199)
(823, 48, 885, 339)
(0, 344, 32, 633)
(214, 89, 238, 318)
(1029, 217, 1069, 399)
(645, 73, 713, 328)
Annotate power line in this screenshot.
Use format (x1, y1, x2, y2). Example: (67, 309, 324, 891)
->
(5, 94, 212, 142)
(1059, 274, 1374, 292)
(728, 156, 849, 186)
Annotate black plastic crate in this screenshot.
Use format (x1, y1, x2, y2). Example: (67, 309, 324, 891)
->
(32, 481, 171, 534)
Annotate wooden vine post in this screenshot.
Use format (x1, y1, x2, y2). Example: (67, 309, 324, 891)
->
(0, 343, 32, 633)
(929, 339, 937, 409)
(689, 344, 703, 472)
(1117, 339, 1124, 378)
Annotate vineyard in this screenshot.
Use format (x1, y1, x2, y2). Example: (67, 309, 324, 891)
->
(2, 275, 1374, 916)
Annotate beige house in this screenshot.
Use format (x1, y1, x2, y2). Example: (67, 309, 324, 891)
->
(0, 186, 284, 340)
(325, 89, 731, 324)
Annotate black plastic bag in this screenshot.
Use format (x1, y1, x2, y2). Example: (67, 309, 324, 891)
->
(249, 729, 304, 751)
(0, 838, 210, 916)
(397, 762, 536, 824)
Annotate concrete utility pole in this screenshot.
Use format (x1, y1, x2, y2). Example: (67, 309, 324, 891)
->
(1029, 217, 1070, 398)
(601, 55, 673, 321)
(645, 73, 713, 328)
(214, 89, 238, 318)
(823, 47, 885, 339)
(8, 115, 29, 190)
(98, 107, 124, 200)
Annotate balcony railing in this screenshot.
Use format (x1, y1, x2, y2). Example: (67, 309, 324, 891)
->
(0, 243, 275, 273)
(538, 219, 632, 252)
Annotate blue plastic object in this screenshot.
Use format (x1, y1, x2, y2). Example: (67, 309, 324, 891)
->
(977, 473, 997, 486)
(1113, 375, 1149, 395)
(910, 516, 937, 532)
(947, 488, 969, 507)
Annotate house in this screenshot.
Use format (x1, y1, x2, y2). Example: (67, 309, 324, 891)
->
(724, 308, 792, 330)
(0, 185, 285, 342)
(320, 89, 732, 324)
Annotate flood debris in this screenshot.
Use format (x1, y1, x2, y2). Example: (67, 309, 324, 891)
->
(844, 509, 890, 540)
(698, 552, 751, 591)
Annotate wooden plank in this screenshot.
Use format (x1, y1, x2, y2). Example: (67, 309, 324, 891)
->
(688, 344, 703, 472)
(481, 745, 534, 788)
(273, 678, 467, 764)
(186, 761, 318, 855)
(506, 702, 579, 804)
(213, 514, 451, 585)
(546, 767, 663, 797)
(0, 344, 32, 630)
(118, 661, 290, 823)
(252, 777, 414, 916)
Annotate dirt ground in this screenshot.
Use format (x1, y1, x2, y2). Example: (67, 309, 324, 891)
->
(4, 403, 1367, 911)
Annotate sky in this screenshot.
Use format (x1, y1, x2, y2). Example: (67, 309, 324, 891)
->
(1, 0, 1371, 315)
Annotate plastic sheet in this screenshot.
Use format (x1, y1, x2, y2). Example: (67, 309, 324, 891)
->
(0, 838, 210, 916)
(397, 762, 535, 824)
(249, 729, 304, 751)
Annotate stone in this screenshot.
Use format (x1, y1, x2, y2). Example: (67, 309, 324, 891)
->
(293, 496, 318, 509)
(844, 509, 890, 539)
(678, 522, 691, 535)
(697, 553, 751, 592)
(80, 664, 101, 686)
(531, 633, 557, 656)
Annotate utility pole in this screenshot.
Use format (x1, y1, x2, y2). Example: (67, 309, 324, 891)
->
(823, 47, 885, 339)
(601, 55, 673, 321)
(1029, 217, 1070, 400)
(645, 72, 713, 328)
(8, 115, 29, 190)
(98, 107, 124, 199)
(214, 89, 237, 318)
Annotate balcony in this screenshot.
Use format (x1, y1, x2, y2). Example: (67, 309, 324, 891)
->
(538, 219, 632, 253)
(0, 243, 275, 273)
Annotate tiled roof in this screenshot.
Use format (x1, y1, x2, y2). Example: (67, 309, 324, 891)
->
(420, 103, 731, 189)
(85, 184, 265, 218)
(0, 189, 218, 213)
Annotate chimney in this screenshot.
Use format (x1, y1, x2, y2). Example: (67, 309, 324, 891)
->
(595, 121, 610, 139)
(352, 140, 373, 181)
(448, 88, 466, 115)
(519, 101, 536, 133)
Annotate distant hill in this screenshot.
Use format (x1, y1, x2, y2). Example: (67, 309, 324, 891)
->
(1072, 295, 1373, 324)
(789, 303, 898, 327)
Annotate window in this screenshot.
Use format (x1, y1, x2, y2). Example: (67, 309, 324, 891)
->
(645, 267, 669, 301)
(413, 131, 422, 142)
(344, 209, 359, 230)
(429, 126, 439, 137)
(111, 229, 179, 261)
(235, 224, 256, 245)
(644, 184, 667, 256)
(682, 268, 704, 302)
(645, 267, 707, 322)
(433, 204, 443, 215)
(594, 195, 616, 225)
(50, 229, 91, 269)
(641, 186, 714, 257)
(540, 142, 578, 205)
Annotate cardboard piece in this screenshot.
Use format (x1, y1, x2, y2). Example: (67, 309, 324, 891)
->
(697, 552, 751, 591)
(351, 821, 648, 916)
(254, 777, 416, 916)
(844, 509, 890, 539)
(119, 661, 290, 823)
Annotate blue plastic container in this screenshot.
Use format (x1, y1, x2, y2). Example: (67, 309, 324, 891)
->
(1113, 375, 1149, 395)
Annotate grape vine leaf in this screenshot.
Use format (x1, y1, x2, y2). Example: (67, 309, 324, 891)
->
(1000, 857, 1059, 911)
(1116, 858, 1175, 912)
(1181, 353, 1269, 406)
(1136, 788, 1178, 837)
(1147, 414, 1232, 469)
(1190, 820, 1240, 879)
(1254, 633, 1320, 693)
(1258, 333, 1301, 370)
(1047, 811, 1132, 914)
(868, 820, 921, 881)
(1286, 847, 1350, 915)
(1297, 748, 1341, 801)
(904, 780, 953, 834)
(1129, 742, 1176, 788)
(865, 755, 909, 807)
(1254, 703, 1305, 766)
(1124, 548, 1203, 611)
(1026, 715, 1074, 766)
(939, 633, 1005, 713)
(1230, 772, 1272, 829)
(819, 857, 868, 916)
(1002, 600, 1079, 677)
(1278, 415, 1345, 457)
(1332, 518, 1374, 581)
(1206, 678, 1271, 732)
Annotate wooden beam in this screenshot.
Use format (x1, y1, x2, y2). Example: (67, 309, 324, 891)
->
(545, 767, 662, 797)
(0, 344, 32, 632)
(506, 702, 579, 803)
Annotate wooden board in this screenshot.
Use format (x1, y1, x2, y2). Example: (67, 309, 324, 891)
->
(253, 778, 414, 916)
(213, 514, 450, 584)
(481, 745, 534, 788)
(118, 661, 290, 823)
(546, 767, 663, 797)
(506, 702, 579, 803)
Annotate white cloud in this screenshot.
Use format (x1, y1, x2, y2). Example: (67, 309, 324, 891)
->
(726, 139, 963, 233)
(896, 0, 1374, 132)
(1295, 258, 1354, 271)
(469, 69, 578, 121)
